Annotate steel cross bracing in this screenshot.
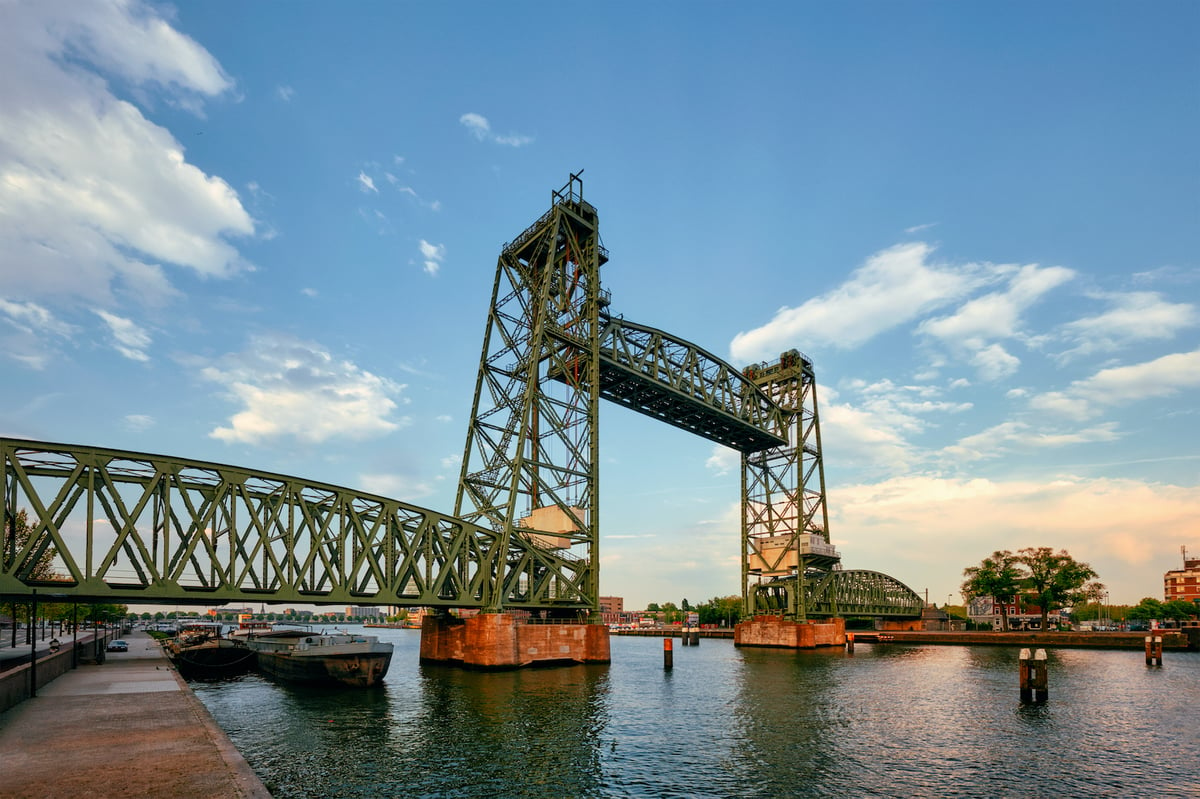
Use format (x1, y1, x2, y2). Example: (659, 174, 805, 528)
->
(455, 173, 605, 613)
(0, 438, 554, 607)
(741, 350, 840, 620)
(594, 317, 789, 453)
(754, 570, 925, 618)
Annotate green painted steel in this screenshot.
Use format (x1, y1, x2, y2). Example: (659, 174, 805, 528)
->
(741, 349, 838, 621)
(595, 317, 789, 453)
(455, 173, 605, 613)
(753, 570, 925, 618)
(0, 438, 590, 608)
(2, 175, 925, 622)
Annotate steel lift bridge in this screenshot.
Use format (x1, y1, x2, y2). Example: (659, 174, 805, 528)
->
(1, 174, 922, 623)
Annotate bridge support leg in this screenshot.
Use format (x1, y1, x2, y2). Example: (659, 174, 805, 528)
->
(734, 615, 846, 649)
(419, 613, 610, 669)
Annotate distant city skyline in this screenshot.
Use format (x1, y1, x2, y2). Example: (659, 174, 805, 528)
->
(2, 2, 1197, 609)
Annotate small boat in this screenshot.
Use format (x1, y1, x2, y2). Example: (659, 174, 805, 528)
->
(233, 623, 393, 688)
(166, 622, 256, 679)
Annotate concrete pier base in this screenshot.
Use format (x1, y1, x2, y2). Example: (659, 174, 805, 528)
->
(419, 613, 611, 668)
(734, 615, 846, 649)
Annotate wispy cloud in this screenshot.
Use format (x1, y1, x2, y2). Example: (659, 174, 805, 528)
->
(905, 222, 938, 234)
(94, 309, 152, 361)
(356, 171, 378, 193)
(418, 240, 445, 276)
(730, 242, 990, 363)
(459, 112, 533, 147)
(276, 84, 295, 102)
(1030, 348, 1200, 421)
(1057, 291, 1197, 360)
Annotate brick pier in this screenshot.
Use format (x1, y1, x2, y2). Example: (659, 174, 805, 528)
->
(734, 615, 846, 649)
(419, 613, 611, 668)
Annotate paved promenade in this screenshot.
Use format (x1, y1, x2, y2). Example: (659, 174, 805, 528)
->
(0, 630, 271, 798)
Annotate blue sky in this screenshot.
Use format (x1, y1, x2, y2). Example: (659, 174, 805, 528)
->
(1, 1, 1197, 611)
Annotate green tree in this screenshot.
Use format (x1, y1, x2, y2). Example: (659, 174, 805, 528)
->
(1161, 599, 1198, 621)
(1128, 598, 1163, 621)
(961, 550, 1022, 632)
(645, 603, 661, 612)
(1017, 547, 1098, 631)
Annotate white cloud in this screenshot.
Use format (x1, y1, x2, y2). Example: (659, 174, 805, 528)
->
(357, 171, 378, 194)
(943, 420, 1121, 462)
(0, 1, 254, 308)
(831, 474, 1199, 604)
(970, 343, 1020, 381)
(0, 298, 77, 368)
(418, 239, 445, 277)
(94, 309, 152, 361)
(730, 242, 990, 363)
(905, 222, 938, 234)
(358, 473, 434, 501)
(276, 84, 295, 101)
(459, 112, 533, 147)
(123, 414, 155, 432)
(704, 446, 740, 477)
(1029, 348, 1200, 421)
(301, 288, 318, 298)
(201, 334, 408, 445)
(1058, 291, 1197, 359)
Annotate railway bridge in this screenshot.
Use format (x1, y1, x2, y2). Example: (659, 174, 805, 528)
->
(2, 174, 922, 664)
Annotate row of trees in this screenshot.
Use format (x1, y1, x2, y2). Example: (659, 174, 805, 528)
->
(644, 596, 742, 626)
(962, 547, 1103, 632)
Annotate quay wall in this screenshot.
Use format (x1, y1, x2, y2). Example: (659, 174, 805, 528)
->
(871, 629, 1196, 650)
(0, 632, 112, 714)
(420, 613, 611, 668)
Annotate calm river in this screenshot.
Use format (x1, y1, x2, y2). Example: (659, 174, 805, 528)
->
(191, 627, 1199, 798)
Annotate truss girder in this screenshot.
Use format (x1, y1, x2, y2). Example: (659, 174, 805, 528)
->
(455, 173, 603, 612)
(0, 438, 592, 608)
(593, 317, 789, 453)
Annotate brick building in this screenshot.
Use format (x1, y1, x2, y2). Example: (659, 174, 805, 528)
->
(1163, 551, 1200, 604)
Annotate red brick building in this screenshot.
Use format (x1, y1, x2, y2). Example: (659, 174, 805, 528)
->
(1164, 552, 1200, 604)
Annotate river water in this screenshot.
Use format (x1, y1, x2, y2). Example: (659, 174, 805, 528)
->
(191, 627, 1199, 798)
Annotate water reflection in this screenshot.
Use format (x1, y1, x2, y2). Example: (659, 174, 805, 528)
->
(409, 663, 609, 798)
(191, 631, 1200, 799)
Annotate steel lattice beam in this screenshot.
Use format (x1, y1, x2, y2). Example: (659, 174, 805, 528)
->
(0, 438, 591, 608)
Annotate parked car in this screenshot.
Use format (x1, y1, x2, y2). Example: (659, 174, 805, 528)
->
(106, 639, 128, 652)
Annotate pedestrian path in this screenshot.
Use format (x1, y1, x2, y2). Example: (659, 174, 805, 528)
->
(0, 630, 271, 798)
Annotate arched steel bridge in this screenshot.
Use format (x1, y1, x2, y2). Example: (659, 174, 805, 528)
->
(2, 174, 923, 621)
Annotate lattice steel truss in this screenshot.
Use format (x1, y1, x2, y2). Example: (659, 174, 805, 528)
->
(0, 438, 519, 606)
(741, 349, 838, 620)
(455, 173, 605, 613)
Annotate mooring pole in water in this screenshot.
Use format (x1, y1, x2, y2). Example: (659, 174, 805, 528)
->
(663, 637, 673, 670)
(690, 627, 699, 646)
(845, 632, 855, 653)
(1145, 635, 1163, 666)
(1019, 648, 1048, 703)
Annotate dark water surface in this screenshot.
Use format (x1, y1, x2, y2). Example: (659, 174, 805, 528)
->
(191, 628, 1200, 798)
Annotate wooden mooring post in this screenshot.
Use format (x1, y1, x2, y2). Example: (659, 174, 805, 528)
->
(1145, 635, 1164, 666)
(1019, 648, 1048, 703)
(663, 637, 673, 670)
(845, 632, 855, 653)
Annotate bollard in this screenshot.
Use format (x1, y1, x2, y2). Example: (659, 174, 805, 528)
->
(1031, 649, 1048, 702)
(1145, 635, 1163, 666)
(845, 632, 855, 653)
(663, 637, 673, 670)
(690, 628, 699, 646)
(1019, 648, 1048, 703)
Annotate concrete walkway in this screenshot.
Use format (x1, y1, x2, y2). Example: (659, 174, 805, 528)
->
(0, 630, 271, 799)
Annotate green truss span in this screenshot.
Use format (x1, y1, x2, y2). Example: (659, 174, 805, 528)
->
(0, 438, 592, 608)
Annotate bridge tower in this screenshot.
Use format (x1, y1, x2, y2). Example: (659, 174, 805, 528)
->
(454, 172, 607, 616)
(741, 349, 838, 621)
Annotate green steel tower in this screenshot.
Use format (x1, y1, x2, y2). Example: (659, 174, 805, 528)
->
(741, 349, 839, 620)
(454, 173, 607, 615)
